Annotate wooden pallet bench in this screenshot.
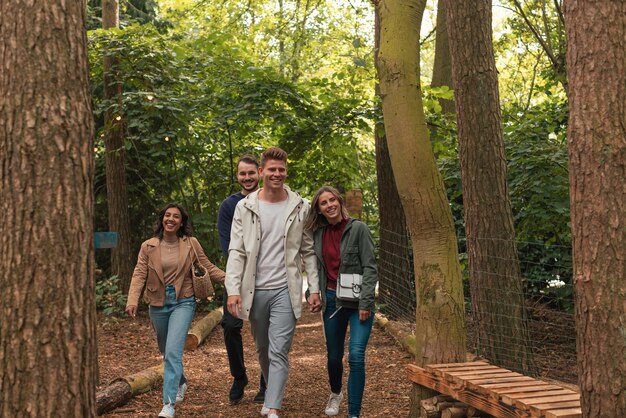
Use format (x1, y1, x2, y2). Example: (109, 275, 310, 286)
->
(407, 361, 581, 418)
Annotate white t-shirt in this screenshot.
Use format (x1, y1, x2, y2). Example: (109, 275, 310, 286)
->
(255, 198, 289, 289)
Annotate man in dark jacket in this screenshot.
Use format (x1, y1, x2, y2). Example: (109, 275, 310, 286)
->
(217, 155, 266, 404)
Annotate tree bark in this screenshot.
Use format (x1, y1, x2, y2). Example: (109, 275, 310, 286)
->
(564, 1, 626, 416)
(103, 0, 133, 292)
(445, 0, 535, 375)
(374, 7, 415, 321)
(431, 0, 455, 114)
(0, 1, 97, 416)
(375, 0, 466, 413)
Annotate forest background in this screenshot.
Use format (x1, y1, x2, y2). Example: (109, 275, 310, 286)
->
(89, 0, 570, 314)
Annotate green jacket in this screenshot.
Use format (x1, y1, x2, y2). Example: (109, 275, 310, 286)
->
(313, 218, 378, 313)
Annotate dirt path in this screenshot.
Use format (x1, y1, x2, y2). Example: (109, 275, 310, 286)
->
(98, 304, 412, 417)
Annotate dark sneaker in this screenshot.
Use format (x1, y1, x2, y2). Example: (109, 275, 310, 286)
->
(253, 385, 266, 403)
(229, 377, 248, 404)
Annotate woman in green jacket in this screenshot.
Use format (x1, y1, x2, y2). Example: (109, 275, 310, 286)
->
(305, 186, 378, 418)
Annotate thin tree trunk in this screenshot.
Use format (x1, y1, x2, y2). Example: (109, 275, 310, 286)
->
(0, 1, 97, 416)
(289, 0, 314, 83)
(375, 0, 466, 413)
(375, 130, 415, 320)
(374, 8, 414, 321)
(103, 0, 133, 292)
(564, 1, 626, 416)
(277, 0, 287, 78)
(445, 0, 535, 375)
(431, 0, 455, 114)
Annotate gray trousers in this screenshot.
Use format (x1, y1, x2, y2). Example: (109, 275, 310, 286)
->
(249, 286, 296, 410)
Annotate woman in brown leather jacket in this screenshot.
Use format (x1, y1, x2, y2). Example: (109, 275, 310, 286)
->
(125, 203, 224, 418)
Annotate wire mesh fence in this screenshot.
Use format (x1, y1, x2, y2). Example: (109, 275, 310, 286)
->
(377, 227, 576, 384)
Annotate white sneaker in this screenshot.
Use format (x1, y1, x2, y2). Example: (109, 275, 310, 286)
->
(260, 405, 270, 416)
(158, 403, 175, 418)
(324, 392, 343, 416)
(268, 414, 279, 418)
(176, 382, 187, 402)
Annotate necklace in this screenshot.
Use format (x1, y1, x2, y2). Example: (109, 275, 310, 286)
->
(161, 239, 178, 253)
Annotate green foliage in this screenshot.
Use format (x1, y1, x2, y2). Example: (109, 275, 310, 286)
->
(87, 0, 168, 31)
(505, 100, 569, 246)
(96, 275, 128, 316)
(504, 98, 571, 299)
(423, 85, 454, 114)
(88, 1, 378, 272)
(495, 0, 567, 108)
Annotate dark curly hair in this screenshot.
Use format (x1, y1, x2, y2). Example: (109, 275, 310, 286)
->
(153, 203, 194, 239)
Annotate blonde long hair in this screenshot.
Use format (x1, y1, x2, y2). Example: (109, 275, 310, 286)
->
(304, 186, 350, 232)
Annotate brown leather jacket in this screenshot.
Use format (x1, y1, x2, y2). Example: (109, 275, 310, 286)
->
(126, 236, 224, 307)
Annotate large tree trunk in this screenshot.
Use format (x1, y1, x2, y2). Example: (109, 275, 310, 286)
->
(103, 0, 133, 292)
(0, 1, 97, 416)
(374, 8, 414, 321)
(445, 0, 535, 375)
(564, 1, 626, 416)
(431, 0, 455, 114)
(375, 0, 466, 413)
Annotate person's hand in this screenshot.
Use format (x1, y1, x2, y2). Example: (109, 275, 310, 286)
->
(359, 309, 370, 321)
(125, 305, 137, 318)
(307, 292, 321, 313)
(227, 295, 242, 318)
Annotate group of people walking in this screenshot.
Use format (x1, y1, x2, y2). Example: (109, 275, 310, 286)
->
(125, 147, 378, 418)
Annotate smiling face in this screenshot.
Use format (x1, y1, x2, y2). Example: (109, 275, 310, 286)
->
(236, 161, 259, 195)
(162, 207, 182, 237)
(259, 159, 287, 192)
(318, 191, 344, 225)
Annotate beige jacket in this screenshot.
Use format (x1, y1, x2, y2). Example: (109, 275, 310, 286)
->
(127, 236, 224, 307)
(224, 188, 320, 320)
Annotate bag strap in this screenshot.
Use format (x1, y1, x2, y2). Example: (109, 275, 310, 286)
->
(189, 238, 201, 265)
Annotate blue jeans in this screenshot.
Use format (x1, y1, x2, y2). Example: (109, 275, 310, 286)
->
(323, 289, 373, 417)
(149, 285, 195, 405)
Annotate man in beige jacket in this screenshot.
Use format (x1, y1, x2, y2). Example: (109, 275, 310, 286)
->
(225, 147, 321, 418)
